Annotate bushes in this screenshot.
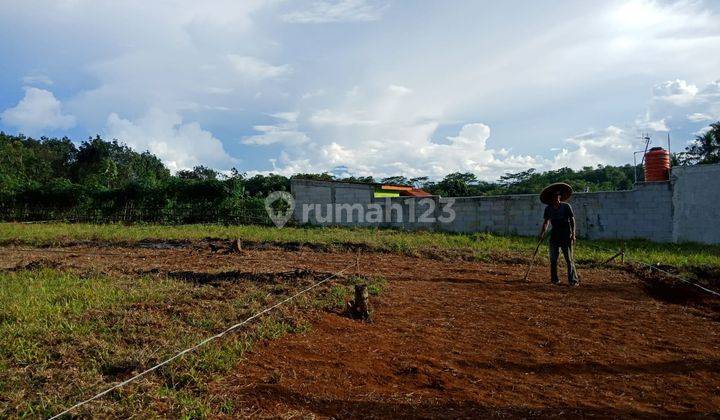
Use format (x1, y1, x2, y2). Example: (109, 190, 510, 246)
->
(0, 133, 289, 224)
(0, 180, 271, 225)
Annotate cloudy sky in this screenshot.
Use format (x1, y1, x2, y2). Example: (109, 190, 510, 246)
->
(1, 0, 719, 179)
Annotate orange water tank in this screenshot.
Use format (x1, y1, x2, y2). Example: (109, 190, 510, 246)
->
(644, 147, 670, 182)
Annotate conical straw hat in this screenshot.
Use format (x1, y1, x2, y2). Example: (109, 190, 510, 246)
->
(540, 182, 573, 205)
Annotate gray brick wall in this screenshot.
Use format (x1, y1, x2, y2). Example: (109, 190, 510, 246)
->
(290, 166, 719, 244)
(671, 164, 720, 244)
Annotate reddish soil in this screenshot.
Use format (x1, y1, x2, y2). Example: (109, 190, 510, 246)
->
(2, 242, 719, 418)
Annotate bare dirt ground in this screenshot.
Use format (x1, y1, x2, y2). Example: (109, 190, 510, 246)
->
(2, 242, 719, 418)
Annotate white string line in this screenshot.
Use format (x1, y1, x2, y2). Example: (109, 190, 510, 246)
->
(578, 242, 720, 298)
(633, 260, 720, 298)
(48, 263, 354, 420)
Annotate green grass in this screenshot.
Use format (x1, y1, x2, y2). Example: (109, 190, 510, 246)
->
(0, 269, 169, 366)
(0, 267, 373, 418)
(1, 222, 719, 269)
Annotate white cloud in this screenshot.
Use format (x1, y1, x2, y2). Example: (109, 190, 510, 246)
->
(104, 108, 237, 172)
(645, 118, 669, 132)
(609, 0, 710, 32)
(641, 78, 720, 141)
(700, 80, 720, 98)
(346, 86, 360, 97)
(653, 79, 699, 105)
(265, 66, 694, 179)
(281, 0, 388, 23)
(262, 121, 548, 180)
(688, 112, 715, 122)
(204, 86, 234, 95)
(21, 72, 53, 86)
(261, 119, 654, 180)
(301, 89, 326, 100)
(227, 55, 292, 80)
(635, 111, 669, 132)
(551, 126, 638, 169)
(242, 124, 310, 146)
(646, 79, 720, 138)
(0, 87, 75, 135)
(2, 1, 720, 180)
(309, 109, 378, 126)
(446, 123, 490, 148)
(693, 125, 712, 136)
(269, 111, 299, 122)
(242, 112, 310, 146)
(387, 84, 412, 96)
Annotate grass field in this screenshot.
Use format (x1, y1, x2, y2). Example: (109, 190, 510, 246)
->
(0, 264, 385, 417)
(0, 222, 718, 417)
(1, 222, 719, 270)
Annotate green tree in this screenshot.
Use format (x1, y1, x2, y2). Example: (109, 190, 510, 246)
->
(291, 172, 335, 182)
(381, 176, 410, 186)
(343, 175, 375, 183)
(71, 136, 170, 188)
(428, 172, 481, 197)
(681, 121, 720, 164)
(177, 165, 219, 181)
(244, 174, 290, 197)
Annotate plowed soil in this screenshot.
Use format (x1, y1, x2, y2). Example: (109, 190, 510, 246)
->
(1, 242, 718, 418)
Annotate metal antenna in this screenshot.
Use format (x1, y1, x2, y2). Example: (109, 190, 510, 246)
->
(632, 133, 652, 184)
(640, 133, 651, 166)
(667, 132, 672, 175)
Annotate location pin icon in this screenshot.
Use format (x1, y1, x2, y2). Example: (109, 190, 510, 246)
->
(264, 191, 295, 228)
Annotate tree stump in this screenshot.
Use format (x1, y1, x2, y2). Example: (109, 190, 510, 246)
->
(347, 284, 370, 320)
(230, 238, 242, 253)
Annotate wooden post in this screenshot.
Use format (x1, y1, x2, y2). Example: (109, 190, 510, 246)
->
(348, 284, 370, 320)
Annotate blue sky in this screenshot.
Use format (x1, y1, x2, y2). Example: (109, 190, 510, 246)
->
(1, 0, 719, 179)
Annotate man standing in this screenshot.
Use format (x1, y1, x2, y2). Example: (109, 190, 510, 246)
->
(538, 183, 579, 286)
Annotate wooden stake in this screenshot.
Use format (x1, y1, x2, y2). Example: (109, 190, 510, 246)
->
(350, 284, 370, 320)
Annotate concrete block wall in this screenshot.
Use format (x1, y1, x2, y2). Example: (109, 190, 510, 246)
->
(290, 164, 718, 244)
(292, 179, 374, 226)
(432, 183, 672, 242)
(569, 182, 673, 242)
(671, 164, 720, 244)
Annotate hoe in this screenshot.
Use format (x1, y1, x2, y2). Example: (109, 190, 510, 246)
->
(523, 232, 546, 281)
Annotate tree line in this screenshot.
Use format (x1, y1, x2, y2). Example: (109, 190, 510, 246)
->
(0, 134, 286, 223)
(0, 122, 717, 223)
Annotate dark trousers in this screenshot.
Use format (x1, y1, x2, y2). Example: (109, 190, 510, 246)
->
(549, 241, 578, 284)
